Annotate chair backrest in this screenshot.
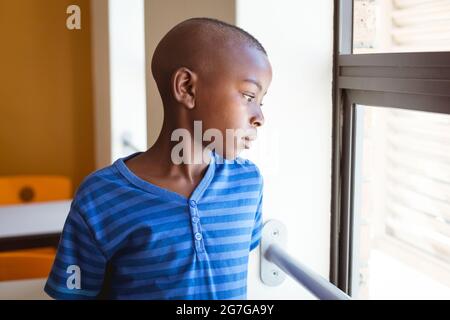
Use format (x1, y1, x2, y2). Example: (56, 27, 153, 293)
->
(0, 252, 55, 281)
(0, 175, 71, 205)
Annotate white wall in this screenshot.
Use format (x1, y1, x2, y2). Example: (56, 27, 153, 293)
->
(109, 0, 147, 161)
(236, 0, 334, 299)
(91, 0, 148, 166)
(90, 0, 111, 169)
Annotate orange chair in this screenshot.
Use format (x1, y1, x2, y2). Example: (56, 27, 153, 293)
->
(0, 251, 55, 281)
(0, 175, 71, 204)
(0, 175, 71, 278)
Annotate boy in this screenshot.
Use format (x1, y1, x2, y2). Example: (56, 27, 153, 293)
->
(44, 17, 272, 299)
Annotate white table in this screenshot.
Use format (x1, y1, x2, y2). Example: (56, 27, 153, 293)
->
(0, 200, 71, 252)
(0, 200, 71, 240)
(0, 278, 50, 300)
(0, 201, 71, 299)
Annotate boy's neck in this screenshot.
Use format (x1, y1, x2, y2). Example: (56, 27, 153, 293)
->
(136, 120, 211, 183)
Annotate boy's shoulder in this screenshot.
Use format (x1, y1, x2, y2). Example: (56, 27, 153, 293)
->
(216, 155, 263, 185)
(78, 163, 119, 189)
(71, 161, 124, 213)
(235, 156, 262, 175)
(228, 154, 261, 169)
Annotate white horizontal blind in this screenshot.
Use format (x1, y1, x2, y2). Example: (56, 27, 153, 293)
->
(379, 0, 450, 265)
(384, 109, 450, 264)
(391, 0, 450, 52)
(353, 0, 450, 53)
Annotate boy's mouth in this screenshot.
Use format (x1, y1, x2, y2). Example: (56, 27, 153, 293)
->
(243, 135, 257, 149)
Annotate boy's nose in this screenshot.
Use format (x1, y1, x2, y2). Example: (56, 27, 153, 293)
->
(251, 111, 265, 127)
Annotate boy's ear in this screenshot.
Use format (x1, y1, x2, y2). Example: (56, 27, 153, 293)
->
(172, 67, 197, 110)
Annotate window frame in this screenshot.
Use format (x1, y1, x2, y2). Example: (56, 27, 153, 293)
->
(330, 0, 450, 296)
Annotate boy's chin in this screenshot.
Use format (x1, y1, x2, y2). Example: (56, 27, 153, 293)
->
(214, 148, 244, 161)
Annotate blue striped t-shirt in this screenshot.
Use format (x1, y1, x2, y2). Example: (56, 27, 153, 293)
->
(44, 151, 263, 299)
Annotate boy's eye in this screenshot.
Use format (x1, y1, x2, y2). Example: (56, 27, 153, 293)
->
(242, 93, 264, 107)
(242, 93, 255, 103)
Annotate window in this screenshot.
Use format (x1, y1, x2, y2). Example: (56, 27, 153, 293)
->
(352, 105, 450, 299)
(331, 0, 450, 299)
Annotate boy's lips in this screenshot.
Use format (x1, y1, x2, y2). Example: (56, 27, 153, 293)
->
(244, 135, 257, 141)
(243, 135, 257, 149)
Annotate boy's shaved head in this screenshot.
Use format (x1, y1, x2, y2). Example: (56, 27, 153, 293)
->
(151, 17, 267, 105)
(150, 17, 272, 160)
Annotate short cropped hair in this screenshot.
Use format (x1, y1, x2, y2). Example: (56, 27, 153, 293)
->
(177, 17, 267, 56)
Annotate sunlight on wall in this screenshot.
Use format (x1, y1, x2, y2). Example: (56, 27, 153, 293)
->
(237, 0, 334, 299)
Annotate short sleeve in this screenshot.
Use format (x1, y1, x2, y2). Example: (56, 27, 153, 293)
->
(249, 181, 263, 252)
(44, 205, 107, 300)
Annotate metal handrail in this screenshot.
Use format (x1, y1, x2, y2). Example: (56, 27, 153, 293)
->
(264, 243, 351, 300)
(121, 135, 140, 152)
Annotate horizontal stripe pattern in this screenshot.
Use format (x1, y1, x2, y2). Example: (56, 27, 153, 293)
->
(45, 151, 263, 300)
